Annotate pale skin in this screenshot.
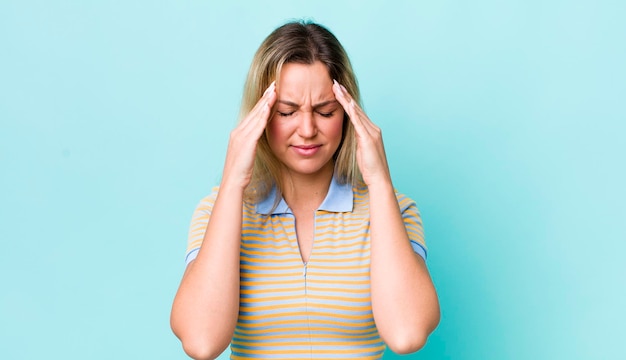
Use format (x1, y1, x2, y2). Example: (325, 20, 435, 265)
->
(170, 62, 440, 360)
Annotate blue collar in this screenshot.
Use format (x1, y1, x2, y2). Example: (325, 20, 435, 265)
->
(256, 176, 354, 215)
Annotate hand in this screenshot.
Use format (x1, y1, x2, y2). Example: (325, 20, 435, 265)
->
(221, 81, 276, 189)
(332, 80, 392, 188)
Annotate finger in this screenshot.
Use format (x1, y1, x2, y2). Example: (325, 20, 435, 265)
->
(332, 81, 361, 124)
(239, 82, 276, 134)
(352, 103, 380, 136)
(241, 93, 275, 139)
(241, 81, 276, 126)
(332, 80, 371, 137)
(335, 82, 380, 134)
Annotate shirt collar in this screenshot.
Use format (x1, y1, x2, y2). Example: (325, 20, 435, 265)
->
(256, 176, 354, 215)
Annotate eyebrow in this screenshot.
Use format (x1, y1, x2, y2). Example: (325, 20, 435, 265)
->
(277, 99, 338, 108)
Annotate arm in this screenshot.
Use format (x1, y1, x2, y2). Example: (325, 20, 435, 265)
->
(171, 185, 244, 360)
(368, 183, 440, 353)
(170, 82, 277, 360)
(333, 81, 440, 354)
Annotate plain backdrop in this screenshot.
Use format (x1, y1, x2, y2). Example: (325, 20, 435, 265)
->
(1, 1, 625, 359)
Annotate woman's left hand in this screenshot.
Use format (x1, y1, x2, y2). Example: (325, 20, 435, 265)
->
(333, 80, 392, 188)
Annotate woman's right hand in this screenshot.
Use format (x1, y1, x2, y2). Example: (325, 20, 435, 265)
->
(172, 84, 276, 359)
(221, 81, 276, 189)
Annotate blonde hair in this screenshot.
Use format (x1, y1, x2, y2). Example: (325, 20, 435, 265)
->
(239, 20, 362, 203)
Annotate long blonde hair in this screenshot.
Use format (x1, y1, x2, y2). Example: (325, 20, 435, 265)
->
(239, 20, 362, 203)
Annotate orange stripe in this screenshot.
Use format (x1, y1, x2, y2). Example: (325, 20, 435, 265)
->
(240, 264, 301, 271)
(310, 248, 370, 257)
(232, 355, 382, 360)
(305, 271, 369, 278)
(232, 337, 383, 347)
(309, 263, 369, 270)
(239, 311, 372, 322)
(307, 293, 371, 303)
(314, 221, 368, 232)
(239, 242, 295, 250)
(240, 255, 299, 264)
(236, 318, 376, 328)
(234, 325, 378, 335)
(239, 293, 304, 303)
(306, 278, 369, 285)
(241, 277, 303, 285)
(230, 344, 384, 355)
(306, 286, 370, 294)
(241, 301, 371, 313)
(240, 287, 304, 295)
(240, 271, 301, 279)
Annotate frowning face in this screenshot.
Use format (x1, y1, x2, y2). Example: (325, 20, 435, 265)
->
(267, 61, 345, 179)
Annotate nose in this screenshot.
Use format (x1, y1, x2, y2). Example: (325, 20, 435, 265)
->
(297, 111, 318, 138)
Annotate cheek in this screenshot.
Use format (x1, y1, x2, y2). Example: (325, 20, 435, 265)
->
(265, 121, 279, 148)
(266, 118, 291, 149)
(267, 115, 285, 136)
(326, 114, 345, 142)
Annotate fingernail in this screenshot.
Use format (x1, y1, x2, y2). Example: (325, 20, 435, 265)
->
(340, 84, 348, 93)
(333, 79, 338, 86)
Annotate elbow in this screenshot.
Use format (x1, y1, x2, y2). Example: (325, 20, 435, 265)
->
(180, 337, 228, 360)
(385, 331, 428, 354)
(384, 315, 440, 354)
(172, 321, 229, 360)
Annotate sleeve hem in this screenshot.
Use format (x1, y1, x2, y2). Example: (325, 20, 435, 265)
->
(410, 241, 427, 261)
(185, 248, 200, 266)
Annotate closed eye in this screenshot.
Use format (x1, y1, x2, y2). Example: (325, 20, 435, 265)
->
(318, 111, 334, 118)
(278, 111, 295, 117)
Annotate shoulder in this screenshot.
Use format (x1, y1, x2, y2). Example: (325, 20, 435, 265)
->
(190, 186, 221, 218)
(394, 190, 420, 213)
(197, 186, 220, 207)
(193, 186, 261, 217)
(352, 182, 420, 212)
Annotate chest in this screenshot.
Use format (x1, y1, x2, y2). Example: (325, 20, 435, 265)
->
(235, 212, 383, 354)
(240, 211, 371, 272)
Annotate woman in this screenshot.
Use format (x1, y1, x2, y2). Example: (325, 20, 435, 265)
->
(171, 21, 440, 360)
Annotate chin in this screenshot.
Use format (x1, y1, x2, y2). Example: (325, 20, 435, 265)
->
(284, 161, 334, 177)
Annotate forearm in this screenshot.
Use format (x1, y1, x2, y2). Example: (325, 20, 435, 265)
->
(171, 184, 244, 359)
(369, 181, 440, 353)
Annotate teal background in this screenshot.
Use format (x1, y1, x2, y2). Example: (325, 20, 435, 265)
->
(1, 1, 624, 359)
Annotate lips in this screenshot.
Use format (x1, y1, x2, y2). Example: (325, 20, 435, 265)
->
(291, 144, 322, 156)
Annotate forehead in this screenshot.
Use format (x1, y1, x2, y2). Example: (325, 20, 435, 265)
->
(277, 61, 333, 102)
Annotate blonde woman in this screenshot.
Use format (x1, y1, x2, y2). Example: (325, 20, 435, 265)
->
(171, 21, 439, 360)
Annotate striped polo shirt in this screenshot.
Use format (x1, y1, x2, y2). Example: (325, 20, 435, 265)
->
(185, 177, 427, 359)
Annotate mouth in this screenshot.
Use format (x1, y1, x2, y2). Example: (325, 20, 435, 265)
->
(291, 144, 322, 156)
(293, 144, 321, 150)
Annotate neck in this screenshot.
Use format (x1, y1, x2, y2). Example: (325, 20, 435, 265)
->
(280, 162, 334, 211)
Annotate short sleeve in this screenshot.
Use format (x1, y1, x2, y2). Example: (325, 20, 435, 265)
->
(185, 187, 219, 266)
(396, 192, 427, 261)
